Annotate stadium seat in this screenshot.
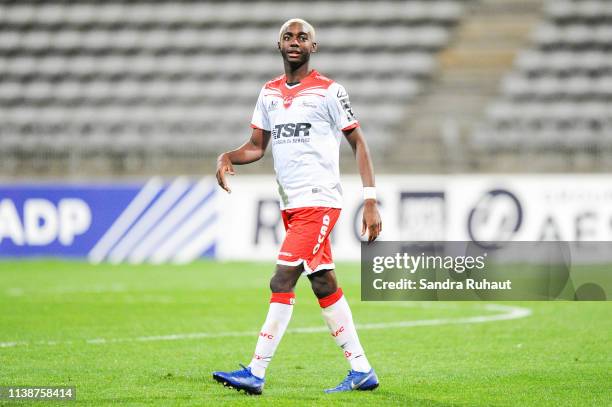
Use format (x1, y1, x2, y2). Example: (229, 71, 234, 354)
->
(0, 1, 467, 164)
(474, 0, 612, 152)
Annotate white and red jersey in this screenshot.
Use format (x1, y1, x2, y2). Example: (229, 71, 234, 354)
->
(251, 70, 359, 210)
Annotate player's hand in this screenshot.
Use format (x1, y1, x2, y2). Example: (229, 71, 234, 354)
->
(361, 200, 382, 243)
(216, 153, 235, 193)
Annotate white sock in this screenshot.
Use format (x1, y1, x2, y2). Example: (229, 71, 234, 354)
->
(248, 292, 294, 378)
(319, 288, 372, 373)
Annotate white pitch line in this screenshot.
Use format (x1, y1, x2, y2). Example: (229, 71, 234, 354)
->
(0, 341, 27, 348)
(0, 304, 531, 348)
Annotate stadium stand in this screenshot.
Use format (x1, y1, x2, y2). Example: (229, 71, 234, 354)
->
(0, 1, 468, 176)
(472, 0, 612, 160)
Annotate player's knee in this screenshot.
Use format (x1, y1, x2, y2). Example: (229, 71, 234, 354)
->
(312, 282, 337, 298)
(269, 278, 290, 293)
(269, 268, 298, 292)
(309, 271, 338, 298)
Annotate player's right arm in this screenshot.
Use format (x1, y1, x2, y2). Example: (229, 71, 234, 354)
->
(216, 127, 271, 193)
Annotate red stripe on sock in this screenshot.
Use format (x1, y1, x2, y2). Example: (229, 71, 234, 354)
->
(318, 288, 343, 308)
(270, 292, 295, 305)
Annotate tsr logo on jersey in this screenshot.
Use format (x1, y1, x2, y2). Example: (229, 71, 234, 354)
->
(272, 123, 312, 139)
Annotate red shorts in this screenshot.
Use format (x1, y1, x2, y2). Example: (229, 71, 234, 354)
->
(277, 207, 341, 274)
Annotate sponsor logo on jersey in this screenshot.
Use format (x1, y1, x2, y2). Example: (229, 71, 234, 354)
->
(337, 88, 357, 122)
(300, 100, 317, 109)
(272, 123, 312, 140)
(268, 100, 279, 111)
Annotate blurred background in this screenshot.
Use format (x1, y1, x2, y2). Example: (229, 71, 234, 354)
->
(1, 0, 611, 178)
(1, 0, 612, 264)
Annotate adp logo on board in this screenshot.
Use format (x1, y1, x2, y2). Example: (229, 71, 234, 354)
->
(0, 179, 218, 262)
(0, 198, 91, 246)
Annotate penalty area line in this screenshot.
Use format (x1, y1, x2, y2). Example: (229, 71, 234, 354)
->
(0, 304, 531, 348)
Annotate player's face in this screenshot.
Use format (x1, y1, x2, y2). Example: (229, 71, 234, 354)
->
(278, 23, 316, 66)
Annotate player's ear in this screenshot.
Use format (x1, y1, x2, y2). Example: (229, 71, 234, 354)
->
(312, 42, 317, 53)
(277, 41, 281, 51)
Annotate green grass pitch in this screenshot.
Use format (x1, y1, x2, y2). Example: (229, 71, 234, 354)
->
(0, 260, 610, 406)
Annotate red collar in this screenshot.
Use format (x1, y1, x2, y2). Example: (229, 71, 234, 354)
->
(283, 70, 319, 88)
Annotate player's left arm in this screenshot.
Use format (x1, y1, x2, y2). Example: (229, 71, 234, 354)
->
(344, 127, 382, 242)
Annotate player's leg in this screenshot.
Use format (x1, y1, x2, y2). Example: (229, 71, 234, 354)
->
(269, 263, 303, 293)
(308, 267, 371, 373)
(308, 268, 337, 298)
(247, 263, 303, 378)
(308, 243, 379, 393)
(213, 209, 304, 394)
(212, 263, 302, 394)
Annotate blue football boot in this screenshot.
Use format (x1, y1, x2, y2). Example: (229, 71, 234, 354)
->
(212, 364, 265, 395)
(324, 368, 379, 393)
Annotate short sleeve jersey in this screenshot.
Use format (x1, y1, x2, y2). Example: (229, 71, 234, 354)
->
(251, 70, 359, 210)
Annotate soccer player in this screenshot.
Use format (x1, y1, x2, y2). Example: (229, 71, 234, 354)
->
(213, 18, 382, 395)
